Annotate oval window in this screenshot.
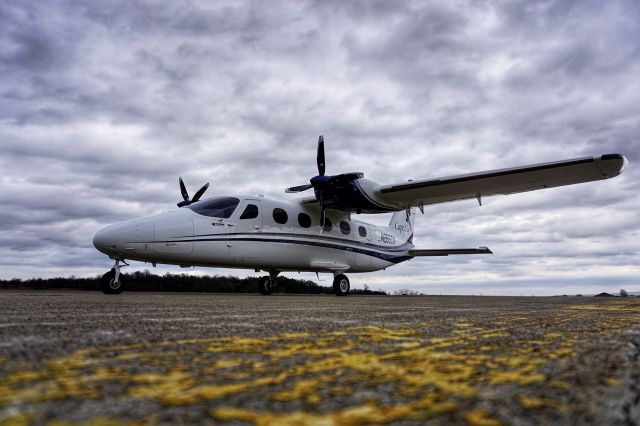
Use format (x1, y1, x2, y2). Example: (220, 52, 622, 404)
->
(323, 218, 332, 232)
(273, 208, 288, 224)
(340, 221, 351, 235)
(358, 226, 367, 237)
(298, 213, 311, 228)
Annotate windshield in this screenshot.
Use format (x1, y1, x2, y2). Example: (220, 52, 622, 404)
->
(186, 197, 240, 218)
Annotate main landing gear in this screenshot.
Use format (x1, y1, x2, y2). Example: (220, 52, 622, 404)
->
(257, 271, 350, 296)
(100, 259, 128, 295)
(333, 274, 350, 297)
(258, 271, 279, 295)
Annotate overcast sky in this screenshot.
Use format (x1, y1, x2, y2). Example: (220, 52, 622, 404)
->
(1, 0, 638, 295)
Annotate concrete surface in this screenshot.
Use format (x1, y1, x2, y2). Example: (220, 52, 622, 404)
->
(1, 291, 639, 425)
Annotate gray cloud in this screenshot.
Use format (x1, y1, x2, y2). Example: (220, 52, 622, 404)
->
(0, 0, 638, 294)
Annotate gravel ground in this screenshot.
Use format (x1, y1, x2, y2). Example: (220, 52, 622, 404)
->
(1, 291, 639, 425)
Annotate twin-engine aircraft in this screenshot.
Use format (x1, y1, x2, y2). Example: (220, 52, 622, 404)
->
(93, 137, 627, 295)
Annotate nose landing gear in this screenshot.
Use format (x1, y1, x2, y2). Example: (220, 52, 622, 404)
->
(258, 271, 279, 295)
(100, 259, 128, 295)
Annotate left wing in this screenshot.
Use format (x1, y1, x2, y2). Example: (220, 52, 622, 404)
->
(376, 154, 626, 208)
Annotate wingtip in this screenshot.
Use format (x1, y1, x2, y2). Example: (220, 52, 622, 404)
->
(600, 153, 624, 161)
(599, 153, 628, 176)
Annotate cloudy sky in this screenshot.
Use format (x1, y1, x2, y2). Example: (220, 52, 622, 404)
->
(1, 0, 638, 295)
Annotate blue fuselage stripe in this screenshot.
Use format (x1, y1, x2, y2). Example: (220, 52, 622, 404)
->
(149, 233, 412, 264)
(185, 232, 412, 252)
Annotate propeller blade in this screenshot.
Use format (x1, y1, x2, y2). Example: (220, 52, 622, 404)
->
(317, 135, 325, 176)
(319, 193, 326, 231)
(179, 177, 189, 201)
(191, 182, 210, 203)
(286, 184, 313, 193)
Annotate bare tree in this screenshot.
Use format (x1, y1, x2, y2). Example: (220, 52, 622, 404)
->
(394, 288, 420, 296)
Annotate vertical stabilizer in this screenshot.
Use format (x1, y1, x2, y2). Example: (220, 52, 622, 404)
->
(387, 209, 415, 243)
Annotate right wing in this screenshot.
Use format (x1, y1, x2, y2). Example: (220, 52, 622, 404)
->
(376, 154, 626, 208)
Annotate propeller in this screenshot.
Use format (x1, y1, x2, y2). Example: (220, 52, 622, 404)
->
(286, 135, 364, 229)
(177, 177, 210, 207)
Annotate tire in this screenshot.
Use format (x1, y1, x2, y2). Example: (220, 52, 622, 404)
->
(101, 269, 124, 295)
(258, 276, 274, 295)
(333, 274, 350, 297)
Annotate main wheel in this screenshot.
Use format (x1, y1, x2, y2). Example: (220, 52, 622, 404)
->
(258, 276, 275, 295)
(100, 269, 124, 295)
(333, 274, 350, 297)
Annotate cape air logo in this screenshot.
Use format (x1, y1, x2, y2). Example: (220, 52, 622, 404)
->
(394, 223, 411, 233)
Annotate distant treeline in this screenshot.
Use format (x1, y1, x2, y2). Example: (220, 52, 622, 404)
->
(0, 270, 387, 295)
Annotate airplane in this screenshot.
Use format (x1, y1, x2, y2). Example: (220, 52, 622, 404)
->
(93, 136, 627, 296)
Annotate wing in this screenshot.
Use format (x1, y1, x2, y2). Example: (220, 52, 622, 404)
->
(377, 154, 627, 207)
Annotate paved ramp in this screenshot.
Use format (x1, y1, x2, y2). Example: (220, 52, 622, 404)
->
(1, 292, 639, 425)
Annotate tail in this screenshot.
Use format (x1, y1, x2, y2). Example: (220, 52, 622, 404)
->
(387, 209, 415, 244)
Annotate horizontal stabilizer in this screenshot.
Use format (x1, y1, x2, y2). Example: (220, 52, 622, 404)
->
(408, 247, 492, 256)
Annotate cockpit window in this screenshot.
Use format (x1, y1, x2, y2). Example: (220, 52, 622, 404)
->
(187, 197, 239, 218)
(240, 204, 259, 220)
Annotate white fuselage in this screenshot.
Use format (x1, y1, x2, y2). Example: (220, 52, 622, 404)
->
(93, 195, 415, 274)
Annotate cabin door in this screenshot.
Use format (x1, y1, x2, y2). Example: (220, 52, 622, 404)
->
(229, 199, 263, 260)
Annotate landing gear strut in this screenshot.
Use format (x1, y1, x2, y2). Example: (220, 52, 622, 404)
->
(333, 274, 350, 296)
(101, 259, 128, 295)
(258, 271, 279, 296)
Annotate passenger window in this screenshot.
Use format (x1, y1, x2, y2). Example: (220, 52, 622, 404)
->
(358, 226, 367, 237)
(273, 208, 288, 224)
(240, 204, 259, 220)
(187, 197, 239, 218)
(298, 213, 311, 228)
(323, 218, 332, 232)
(340, 221, 351, 235)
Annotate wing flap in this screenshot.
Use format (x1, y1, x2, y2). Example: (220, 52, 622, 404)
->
(377, 154, 626, 207)
(408, 247, 492, 256)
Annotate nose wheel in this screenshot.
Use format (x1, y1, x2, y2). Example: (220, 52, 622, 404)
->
(258, 276, 276, 295)
(333, 274, 350, 296)
(258, 271, 279, 295)
(101, 259, 128, 295)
